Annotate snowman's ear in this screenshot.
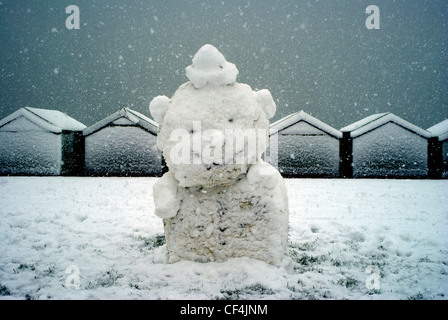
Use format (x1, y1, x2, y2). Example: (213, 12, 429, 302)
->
(255, 89, 276, 119)
(149, 95, 170, 124)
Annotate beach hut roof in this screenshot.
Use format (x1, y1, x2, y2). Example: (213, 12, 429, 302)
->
(270, 110, 342, 138)
(0, 107, 86, 133)
(427, 119, 448, 141)
(340, 112, 431, 139)
(83, 107, 159, 136)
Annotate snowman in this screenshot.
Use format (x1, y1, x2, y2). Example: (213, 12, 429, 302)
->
(149, 44, 289, 266)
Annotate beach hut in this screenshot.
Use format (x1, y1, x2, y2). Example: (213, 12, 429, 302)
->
(427, 119, 448, 178)
(83, 107, 162, 176)
(0, 107, 86, 175)
(340, 112, 432, 178)
(269, 110, 342, 177)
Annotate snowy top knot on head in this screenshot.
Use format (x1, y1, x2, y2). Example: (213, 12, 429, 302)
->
(186, 44, 239, 89)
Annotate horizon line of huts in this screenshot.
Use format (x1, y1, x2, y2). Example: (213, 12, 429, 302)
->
(0, 106, 447, 179)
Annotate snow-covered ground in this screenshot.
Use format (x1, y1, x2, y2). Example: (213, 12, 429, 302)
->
(0, 177, 446, 300)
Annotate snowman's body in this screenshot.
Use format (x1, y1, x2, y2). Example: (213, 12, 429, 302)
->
(150, 45, 289, 266)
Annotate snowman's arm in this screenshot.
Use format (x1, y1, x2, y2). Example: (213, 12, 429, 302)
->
(153, 171, 180, 219)
(247, 160, 281, 189)
(247, 160, 289, 213)
(149, 95, 170, 124)
(255, 89, 276, 119)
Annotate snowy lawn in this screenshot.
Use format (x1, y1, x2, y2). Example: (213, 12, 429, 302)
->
(0, 177, 447, 300)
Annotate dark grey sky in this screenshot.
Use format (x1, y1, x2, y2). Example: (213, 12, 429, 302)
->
(0, 0, 447, 129)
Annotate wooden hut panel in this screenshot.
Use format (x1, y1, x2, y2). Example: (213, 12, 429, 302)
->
(352, 122, 428, 177)
(0, 107, 85, 175)
(0, 131, 62, 175)
(276, 134, 340, 177)
(85, 126, 161, 176)
(270, 110, 341, 177)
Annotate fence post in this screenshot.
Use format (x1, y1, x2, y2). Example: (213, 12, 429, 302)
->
(61, 131, 85, 176)
(339, 132, 353, 178)
(428, 137, 442, 179)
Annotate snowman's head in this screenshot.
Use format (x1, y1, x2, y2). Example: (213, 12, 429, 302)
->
(150, 45, 277, 188)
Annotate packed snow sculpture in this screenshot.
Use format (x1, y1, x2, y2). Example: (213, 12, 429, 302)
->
(149, 44, 289, 266)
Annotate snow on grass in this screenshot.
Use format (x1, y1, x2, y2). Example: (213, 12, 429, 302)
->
(0, 177, 447, 300)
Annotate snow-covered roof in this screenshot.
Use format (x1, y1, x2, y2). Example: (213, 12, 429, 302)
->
(270, 110, 342, 138)
(340, 112, 431, 139)
(83, 107, 159, 136)
(427, 119, 448, 141)
(0, 107, 86, 133)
